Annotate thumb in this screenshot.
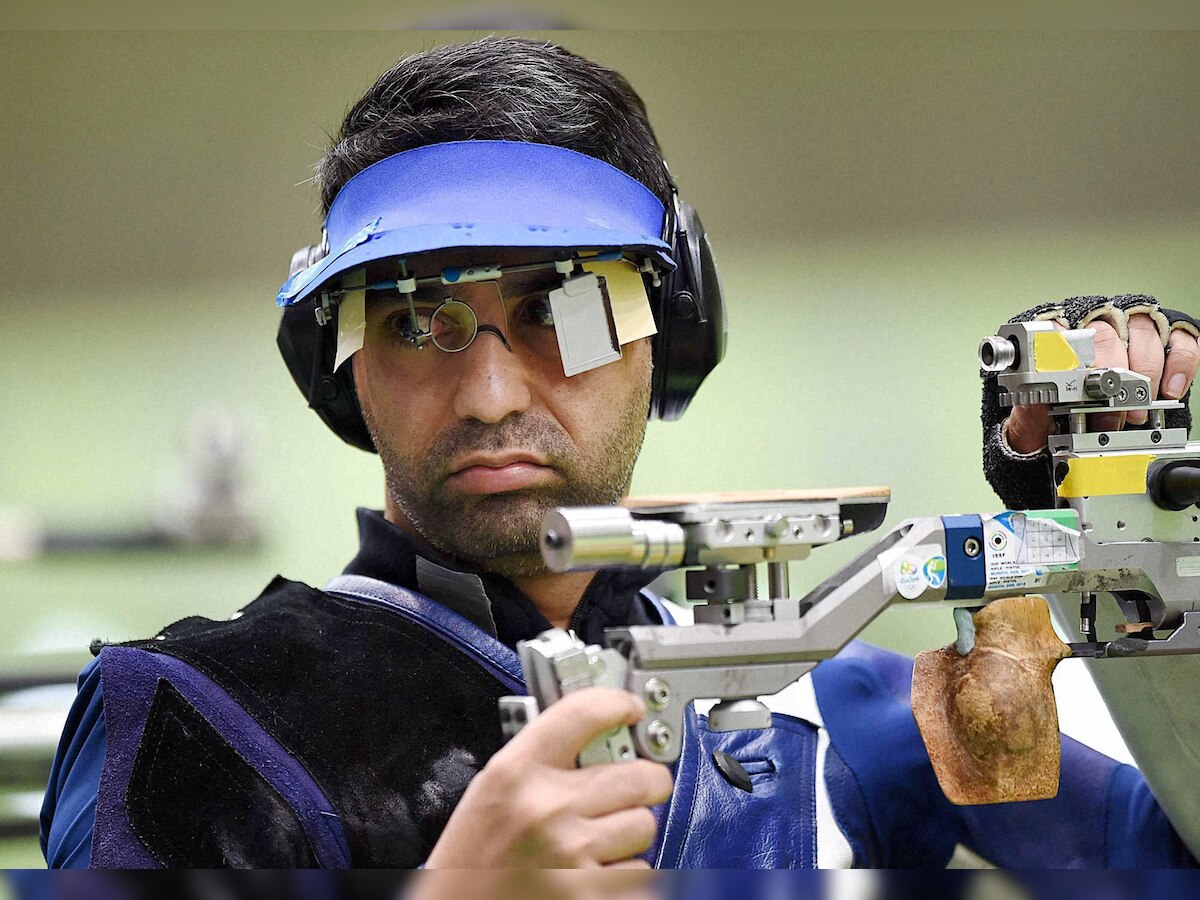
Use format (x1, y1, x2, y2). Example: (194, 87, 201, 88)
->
(1004, 404, 1053, 455)
(509, 687, 645, 769)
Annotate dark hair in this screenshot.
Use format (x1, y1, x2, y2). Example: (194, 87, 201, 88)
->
(315, 37, 673, 215)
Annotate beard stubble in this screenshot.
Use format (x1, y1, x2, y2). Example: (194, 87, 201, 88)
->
(362, 364, 652, 579)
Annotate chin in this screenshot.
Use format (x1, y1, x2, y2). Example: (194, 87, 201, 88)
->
(425, 508, 548, 573)
(475, 553, 552, 580)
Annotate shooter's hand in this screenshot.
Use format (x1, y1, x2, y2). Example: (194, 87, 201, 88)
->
(424, 687, 674, 869)
(1004, 310, 1198, 455)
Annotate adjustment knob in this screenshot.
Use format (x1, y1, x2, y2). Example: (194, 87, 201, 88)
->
(1150, 463, 1200, 512)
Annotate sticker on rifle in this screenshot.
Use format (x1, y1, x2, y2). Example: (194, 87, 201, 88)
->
(923, 556, 947, 590)
(984, 511, 1081, 592)
(896, 556, 927, 599)
(1179, 557, 1200, 578)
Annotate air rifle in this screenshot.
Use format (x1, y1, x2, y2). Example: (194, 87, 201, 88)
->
(499, 322, 1199, 778)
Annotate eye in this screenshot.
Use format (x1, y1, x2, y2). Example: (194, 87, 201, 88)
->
(520, 293, 555, 328)
(383, 304, 437, 341)
(429, 300, 477, 352)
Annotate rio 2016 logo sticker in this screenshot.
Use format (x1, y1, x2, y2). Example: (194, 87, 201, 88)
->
(896, 554, 949, 599)
(895, 557, 927, 599)
(923, 556, 947, 590)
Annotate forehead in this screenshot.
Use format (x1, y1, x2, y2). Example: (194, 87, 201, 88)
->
(361, 248, 571, 307)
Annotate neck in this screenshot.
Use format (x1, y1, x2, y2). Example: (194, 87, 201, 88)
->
(510, 570, 596, 631)
(384, 495, 595, 630)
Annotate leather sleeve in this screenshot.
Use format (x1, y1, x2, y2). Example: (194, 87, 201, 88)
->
(813, 641, 1197, 868)
(40, 657, 106, 869)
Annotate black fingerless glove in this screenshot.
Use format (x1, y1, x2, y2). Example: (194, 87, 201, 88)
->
(981, 294, 1196, 510)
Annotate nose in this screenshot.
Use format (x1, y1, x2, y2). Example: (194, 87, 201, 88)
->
(451, 326, 534, 424)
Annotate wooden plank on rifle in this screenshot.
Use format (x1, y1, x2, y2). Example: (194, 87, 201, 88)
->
(623, 487, 890, 508)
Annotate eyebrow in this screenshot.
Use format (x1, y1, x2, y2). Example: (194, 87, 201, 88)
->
(361, 263, 567, 309)
(500, 269, 562, 297)
(375, 269, 561, 300)
(367, 289, 440, 308)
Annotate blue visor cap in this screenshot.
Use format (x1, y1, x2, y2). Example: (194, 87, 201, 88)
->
(277, 140, 675, 307)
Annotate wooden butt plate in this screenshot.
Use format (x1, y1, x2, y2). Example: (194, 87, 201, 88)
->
(912, 596, 1071, 806)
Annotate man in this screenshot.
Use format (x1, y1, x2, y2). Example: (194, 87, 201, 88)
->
(40, 37, 1200, 869)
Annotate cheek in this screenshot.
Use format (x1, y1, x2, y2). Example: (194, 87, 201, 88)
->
(533, 340, 652, 435)
(354, 344, 405, 422)
(353, 343, 452, 446)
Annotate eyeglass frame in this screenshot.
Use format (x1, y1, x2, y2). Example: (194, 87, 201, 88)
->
(320, 250, 661, 353)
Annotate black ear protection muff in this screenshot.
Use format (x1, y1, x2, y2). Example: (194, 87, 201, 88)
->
(277, 274, 377, 451)
(649, 190, 726, 421)
(276, 160, 727, 452)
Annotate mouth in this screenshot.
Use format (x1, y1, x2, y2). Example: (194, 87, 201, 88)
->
(445, 453, 558, 495)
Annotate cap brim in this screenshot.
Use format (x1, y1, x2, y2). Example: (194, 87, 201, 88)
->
(278, 141, 674, 307)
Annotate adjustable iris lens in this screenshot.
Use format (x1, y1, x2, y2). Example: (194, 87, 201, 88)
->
(430, 299, 478, 352)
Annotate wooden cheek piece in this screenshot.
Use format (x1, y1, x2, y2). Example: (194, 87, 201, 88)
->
(912, 596, 1071, 805)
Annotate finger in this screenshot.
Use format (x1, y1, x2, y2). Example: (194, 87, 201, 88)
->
(1004, 405, 1053, 455)
(1162, 329, 1199, 401)
(1125, 314, 1166, 425)
(1002, 321, 1071, 454)
(585, 807, 659, 864)
(1087, 320, 1128, 433)
(512, 688, 646, 769)
(573, 759, 675, 816)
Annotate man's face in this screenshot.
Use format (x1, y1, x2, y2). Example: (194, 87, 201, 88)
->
(352, 249, 653, 578)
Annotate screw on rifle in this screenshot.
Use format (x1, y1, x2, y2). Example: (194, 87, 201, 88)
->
(644, 678, 672, 712)
(963, 537, 981, 558)
(647, 720, 673, 753)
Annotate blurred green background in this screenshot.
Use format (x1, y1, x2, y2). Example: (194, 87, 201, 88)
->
(1, 31, 1197, 867)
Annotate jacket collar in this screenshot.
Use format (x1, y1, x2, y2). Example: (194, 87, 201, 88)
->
(341, 508, 665, 648)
